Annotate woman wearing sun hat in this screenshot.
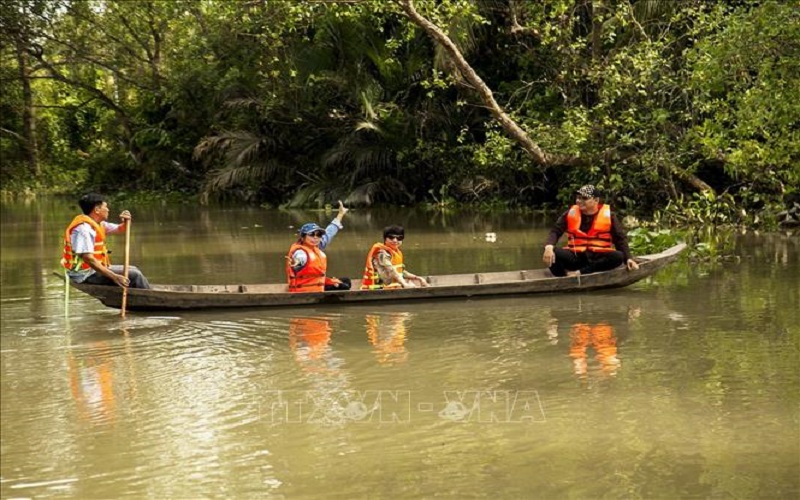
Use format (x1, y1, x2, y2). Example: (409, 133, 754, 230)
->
(542, 184, 639, 277)
(286, 201, 350, 293)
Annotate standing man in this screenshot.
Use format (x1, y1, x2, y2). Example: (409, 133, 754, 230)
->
(542, 185, 639, 277)
(62, 193, 150, 288)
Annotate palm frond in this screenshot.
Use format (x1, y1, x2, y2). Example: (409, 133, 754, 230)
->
(286, 173, 346, 208)
(223, 131, 269, 167)
(361, 91, 378, 121)
(203, 161, 280, 194)
(223, 97, 265, 111)
(354, 120, 382, 133)
(194, 133, 231, 163)
(194, 130, 277, 167)
(346, 177, 412, 206)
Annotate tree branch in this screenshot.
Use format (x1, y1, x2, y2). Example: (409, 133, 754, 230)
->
(53, 8, 152, 66)
(28, 32, 157, 90)
(509, 0, 540, 38)
(396, 0, 553, 166)
(26, 50, 133, 136)
(395, 0, 717, 195)
(665, 163, 714, 193)
(0, 127, 26, 142)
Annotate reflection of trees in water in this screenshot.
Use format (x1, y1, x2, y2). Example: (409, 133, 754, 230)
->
(283, 207, 547, 236)
(422, 208, 550, 233)
(464, 299, 655, 383)
(687, 232, 799, 346)
(14, 201, 561, 287)
(136, 207, 296, 281)
(740, 231, 799, 267)
(31, 209, 44, 318)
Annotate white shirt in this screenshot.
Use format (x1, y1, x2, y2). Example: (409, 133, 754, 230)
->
(67, 221, 121, 282)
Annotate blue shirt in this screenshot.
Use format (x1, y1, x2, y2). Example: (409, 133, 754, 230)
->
(290, 219, 343, 272)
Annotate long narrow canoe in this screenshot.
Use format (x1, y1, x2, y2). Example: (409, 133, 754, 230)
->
(66, 243, 686, 311)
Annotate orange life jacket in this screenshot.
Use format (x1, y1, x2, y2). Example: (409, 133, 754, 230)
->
(361, 243, 405, 290)
(289, 318, 332, 362)
(569, 322, 618, 372)
(62, 215, 110, 271)
(565, 204, 613, 253)
(286, 242, 327, 293)
(366, 313, 409, 364)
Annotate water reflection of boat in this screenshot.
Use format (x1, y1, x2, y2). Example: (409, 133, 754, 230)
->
(64, 244, 686, 311)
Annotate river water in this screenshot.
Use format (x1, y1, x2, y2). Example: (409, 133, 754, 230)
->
(1, 198, 798, 498)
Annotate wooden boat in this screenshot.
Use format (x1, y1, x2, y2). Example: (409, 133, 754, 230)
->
(66, 243, 686, 311)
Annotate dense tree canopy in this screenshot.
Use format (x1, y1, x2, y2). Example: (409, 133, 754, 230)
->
(1, 0, 797, 224)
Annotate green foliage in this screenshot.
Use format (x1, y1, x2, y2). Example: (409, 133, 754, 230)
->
(114, 189, 198, 206)
(655, 191, 745, 227)
(685, 1, 800, 221)
(426, 182, 456, 210)
(686, 227, 739, 266)
(628, 227, 684, 256)
(628, 224, 739, 266)
(687, 2, 800, 177)
(1, 0, 797, 224)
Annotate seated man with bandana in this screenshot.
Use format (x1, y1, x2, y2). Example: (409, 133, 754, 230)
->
(542, 185, 640, 277)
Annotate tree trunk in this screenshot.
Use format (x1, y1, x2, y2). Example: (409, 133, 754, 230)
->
(666, 163, 714, 193)
(15, 37, 39, 179)
(396, 0, 714, 195)
(396, 0, 551, 166)
(591, 0, 603, 63)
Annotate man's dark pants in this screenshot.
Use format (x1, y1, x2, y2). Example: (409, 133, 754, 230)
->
(548, 249, 625, 277)
(324, 277, 352, 291)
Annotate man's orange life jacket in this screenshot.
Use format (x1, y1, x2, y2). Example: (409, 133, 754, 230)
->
(565, 204, 613, 253)
(569, 322, 618, 373)
(62, 215, 110, 271)
(286, 242, 327, 293)
(361, 243, 405, 290)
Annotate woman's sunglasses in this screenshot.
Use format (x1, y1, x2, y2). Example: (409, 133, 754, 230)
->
(386, 234, 404, 241)
(307, 230, 325, 237)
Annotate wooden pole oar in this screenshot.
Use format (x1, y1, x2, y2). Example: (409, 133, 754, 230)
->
(64, 269, 70, 317)
(120, 219, 131, 318)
